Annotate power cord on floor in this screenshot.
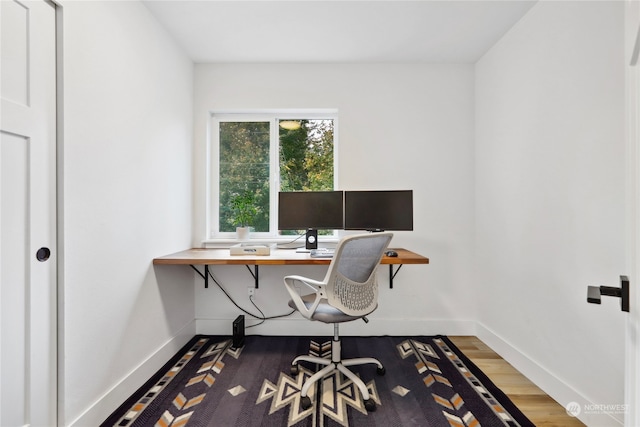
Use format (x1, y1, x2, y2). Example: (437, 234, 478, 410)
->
(206, 268, 296, 329)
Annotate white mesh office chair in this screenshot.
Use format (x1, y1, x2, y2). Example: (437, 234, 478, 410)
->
(284, 232, 393, 412)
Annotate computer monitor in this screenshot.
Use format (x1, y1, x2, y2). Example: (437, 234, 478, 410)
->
(344, 190, 413, 231)
(278, 191, 344, 249)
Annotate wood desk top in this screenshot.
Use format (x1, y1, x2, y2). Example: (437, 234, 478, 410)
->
(153, 247, 429, 266)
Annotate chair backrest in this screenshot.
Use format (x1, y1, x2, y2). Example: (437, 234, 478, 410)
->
(324, 232, 393, 317)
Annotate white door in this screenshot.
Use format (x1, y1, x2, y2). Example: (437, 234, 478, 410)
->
(0, 0, 57, 425)
(627, 3, 640, 426)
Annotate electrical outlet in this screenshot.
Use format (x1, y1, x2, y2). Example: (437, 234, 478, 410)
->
(247, 287, 255, 296)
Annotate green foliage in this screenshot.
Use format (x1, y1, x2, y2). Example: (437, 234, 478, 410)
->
(278, 120, 334, 236)
(279, 120, 334, 192)
(229, 190, 260, 227)
(218, 119, 334, 233)
(219, 121, 270, 232)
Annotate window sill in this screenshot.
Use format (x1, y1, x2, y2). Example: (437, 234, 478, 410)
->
(201, 236, 339, 249)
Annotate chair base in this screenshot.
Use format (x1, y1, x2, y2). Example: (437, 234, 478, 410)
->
(290, 335, 385, 412)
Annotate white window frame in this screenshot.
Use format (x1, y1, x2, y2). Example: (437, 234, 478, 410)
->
(205, 109, 339, 243)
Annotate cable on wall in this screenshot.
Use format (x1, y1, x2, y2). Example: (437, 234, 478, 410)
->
(206, 268, 295, 329)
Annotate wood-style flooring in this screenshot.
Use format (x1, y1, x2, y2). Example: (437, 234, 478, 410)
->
(448, 336, 586, 427)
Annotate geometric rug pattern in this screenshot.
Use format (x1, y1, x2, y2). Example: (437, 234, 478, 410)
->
(102, 335, 535, 427)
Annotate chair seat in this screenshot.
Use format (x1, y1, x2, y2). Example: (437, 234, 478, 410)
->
(288, 294, 376, 323)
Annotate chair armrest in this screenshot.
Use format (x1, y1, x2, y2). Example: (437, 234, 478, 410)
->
(284, 275, 326, 320)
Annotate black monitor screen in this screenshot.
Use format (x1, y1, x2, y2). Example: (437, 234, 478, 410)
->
(344, 190, 413, 231)
(278, 191, 344, 230)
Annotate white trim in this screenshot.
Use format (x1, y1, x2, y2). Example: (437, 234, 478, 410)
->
(204, 110, 213, 240)
(270, 118, 280, 234)
(625, 2, 640, 426)
(200, 235, 339, 249)
(476, 323, 623, 427)
(55, 2, 65, 425)
(209, 108, 339, 117)
(67, 321, 196, 427)
(195, 317, 478, 337)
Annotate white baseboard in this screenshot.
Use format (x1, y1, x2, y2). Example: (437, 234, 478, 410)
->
(195, 317, 478, 336)
(68, 321, 196, 427)
(475, 322, 623, 427)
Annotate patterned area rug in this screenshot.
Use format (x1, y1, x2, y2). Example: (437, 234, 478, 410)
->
(102, 335, 534, 427)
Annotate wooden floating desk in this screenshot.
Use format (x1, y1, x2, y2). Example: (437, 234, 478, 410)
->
(153, 248, 429, 289)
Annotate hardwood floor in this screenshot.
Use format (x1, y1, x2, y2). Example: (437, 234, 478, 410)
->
(448, 336, 585, 427)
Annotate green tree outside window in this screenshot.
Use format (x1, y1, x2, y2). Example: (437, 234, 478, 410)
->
(217, 118, 334, 234)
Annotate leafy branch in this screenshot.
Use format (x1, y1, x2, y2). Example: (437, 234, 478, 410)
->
(229, 190, 260, 227)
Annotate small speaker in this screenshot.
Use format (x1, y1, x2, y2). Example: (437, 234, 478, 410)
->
(232, 315, 245, 349)
(305, 229, 318, 250)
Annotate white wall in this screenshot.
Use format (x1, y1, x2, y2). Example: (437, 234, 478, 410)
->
(193, 64, 477, 336)
(475, 2, 626, 425)
(60, 1, 194, 425)
(55, 1, 627, 425)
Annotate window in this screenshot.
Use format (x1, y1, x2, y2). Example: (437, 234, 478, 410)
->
(208, 111, 337, 239)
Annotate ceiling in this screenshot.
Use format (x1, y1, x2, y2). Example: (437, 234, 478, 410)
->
(143, 0, 537, 63)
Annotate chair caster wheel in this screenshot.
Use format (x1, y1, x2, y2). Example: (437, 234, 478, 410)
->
(290, 364, 299, 376)
(300, 396, 312, 410)
(364, 399, 376, 412)
(377, 366, 386, 376)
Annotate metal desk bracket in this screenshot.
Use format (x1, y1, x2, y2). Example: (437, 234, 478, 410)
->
(193, 264, 400, 289)
(190, 265, 259, 289)
(190, 265, 209, 288)
(246, 265, 259, 289)
(389, 264, 403, 289)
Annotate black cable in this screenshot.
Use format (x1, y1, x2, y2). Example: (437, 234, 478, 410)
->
(206, 268, 296, 328)
(247, 295, 266, 329)
(276, 233, 306, 249)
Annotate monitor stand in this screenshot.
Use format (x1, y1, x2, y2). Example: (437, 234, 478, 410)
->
(305, 229, 318, 250)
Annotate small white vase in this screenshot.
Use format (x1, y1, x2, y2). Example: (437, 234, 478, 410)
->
(236, 226, 250, 242)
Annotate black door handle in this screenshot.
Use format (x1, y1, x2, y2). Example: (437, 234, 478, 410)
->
(36, 247, 51, 262)
(587, 275, 629, 312)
